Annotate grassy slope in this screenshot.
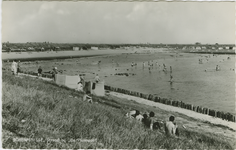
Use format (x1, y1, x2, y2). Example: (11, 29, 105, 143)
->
(2, 71, 233, 149)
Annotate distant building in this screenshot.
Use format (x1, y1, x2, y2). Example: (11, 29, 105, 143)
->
(28, 47, 35, 51)
(195, 46, 201, 50)
(91, 47, 98, 50)
(73, 47, 80, 51)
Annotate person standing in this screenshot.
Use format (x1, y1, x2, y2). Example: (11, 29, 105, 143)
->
(38, 66, 43, 77)
(95, 74, 100, 83)
(52, 67, 58, 81)
(170, 74, 173, 83)
(17, 60, 21, 75)
(11, 60, 17, 75)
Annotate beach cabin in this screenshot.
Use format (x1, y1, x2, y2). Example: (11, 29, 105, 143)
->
(91, 47, 99, 50)
(55, 74, 105, 96)
(73, 47, 80, 51)
(218, 47, 223, 50)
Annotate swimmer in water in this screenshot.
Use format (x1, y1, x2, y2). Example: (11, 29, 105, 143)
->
(131, 62, 134, 67)
(170, 75, 173, 83)
(148, 65, 151, 73)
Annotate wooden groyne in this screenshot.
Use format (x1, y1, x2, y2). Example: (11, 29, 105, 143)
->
(104, 85, 236, 123)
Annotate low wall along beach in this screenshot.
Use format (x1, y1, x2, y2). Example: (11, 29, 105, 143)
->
(104, 85, 235, 123)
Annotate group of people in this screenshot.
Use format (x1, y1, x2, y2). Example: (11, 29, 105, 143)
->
(126, 110, 179, 137)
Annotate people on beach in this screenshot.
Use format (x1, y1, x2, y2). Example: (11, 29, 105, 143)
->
(156, 62, 158, 69)
(170, 75, 173, 83)
(83, 91, 93, 103)
(126, 110, 140, 119)
(164, 115, 179, 137)
(17, 60, 21, 75)
(143, 111, 161, 130)
(216, 65, 220, 71)
(131, 62, 134, 67)
(38, 66, 43, 77)
(11, 60, 17, 75)
(77, 81, 84, 92)
(170, 66, 172, 73)
(52, 67, 58, 81)
(199, 59, 203, 64)
(148, 65, 151, 73)
(163, 64, 166, 71)
(79, 74, 85, 86)
(95, 74, 100, 83)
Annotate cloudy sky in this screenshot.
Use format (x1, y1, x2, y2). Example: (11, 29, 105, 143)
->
(2, 1, 235, 44)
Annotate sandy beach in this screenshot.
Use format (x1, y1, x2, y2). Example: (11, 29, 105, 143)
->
(3, 48, 235, 130)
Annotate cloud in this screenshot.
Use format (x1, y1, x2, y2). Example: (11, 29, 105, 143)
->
(2, 1, 235, 44)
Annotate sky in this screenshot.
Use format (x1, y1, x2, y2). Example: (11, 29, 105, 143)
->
(2, 1, 235, 44)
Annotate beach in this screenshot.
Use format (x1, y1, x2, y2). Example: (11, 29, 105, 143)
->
(3, 48, 235, 114)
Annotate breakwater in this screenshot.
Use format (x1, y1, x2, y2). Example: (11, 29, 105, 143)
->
(104, 85, 236, 123)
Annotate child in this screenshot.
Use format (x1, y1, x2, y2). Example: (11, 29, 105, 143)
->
(77, 81, 83, 92)
(83, 91, 93, 103)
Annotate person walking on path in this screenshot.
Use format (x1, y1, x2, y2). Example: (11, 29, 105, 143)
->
(38, 66, 43, 77)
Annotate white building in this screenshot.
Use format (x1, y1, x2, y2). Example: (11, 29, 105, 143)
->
(73, 47, 80, 51)
(195, 46, 201, 50)
(91, 47, 98, 50)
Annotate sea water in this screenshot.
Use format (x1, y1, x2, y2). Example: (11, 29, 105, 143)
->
(11, 51, 235, 114)
(103, 53, 235, 114)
